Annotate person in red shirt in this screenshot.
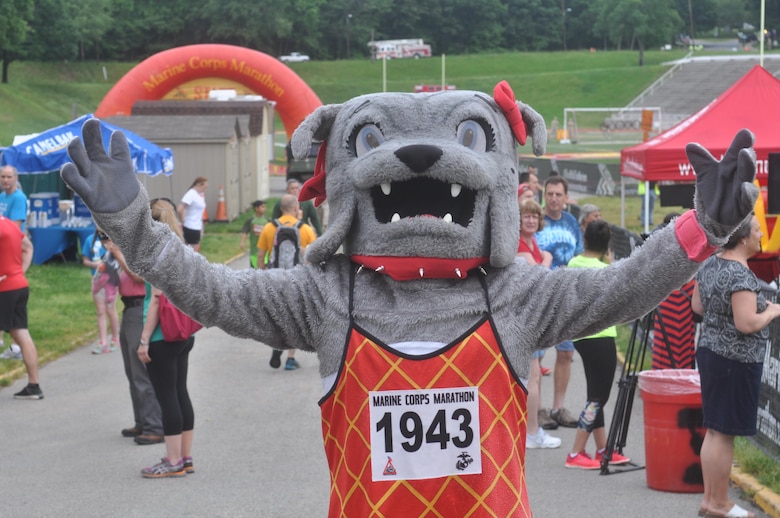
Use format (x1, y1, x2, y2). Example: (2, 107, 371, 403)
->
(0, 215, 43, 399)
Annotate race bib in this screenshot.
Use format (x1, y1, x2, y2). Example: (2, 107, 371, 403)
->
(368, 387, 481, 481)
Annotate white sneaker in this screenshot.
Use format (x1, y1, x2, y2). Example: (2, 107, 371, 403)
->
(526, 429, 562, 449)
(0, 345, 22, 360)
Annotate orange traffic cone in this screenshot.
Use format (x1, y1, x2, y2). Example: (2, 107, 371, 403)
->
(215, 185, 228, 222)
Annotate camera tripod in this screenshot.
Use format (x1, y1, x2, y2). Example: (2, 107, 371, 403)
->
(599, 309, 654, 475)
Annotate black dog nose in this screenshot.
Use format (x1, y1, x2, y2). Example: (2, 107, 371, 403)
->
(394, 145, 443, 174)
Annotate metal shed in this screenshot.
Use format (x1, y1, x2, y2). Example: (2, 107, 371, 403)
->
(131, 99, 276, 214)
(105, 114, 247, 222)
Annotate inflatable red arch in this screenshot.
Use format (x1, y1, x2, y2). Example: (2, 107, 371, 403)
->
(96, 44, 322, 138)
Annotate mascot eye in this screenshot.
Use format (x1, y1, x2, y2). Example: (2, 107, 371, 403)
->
(355, 124, 385, 156)
(456, 120, 488, 151)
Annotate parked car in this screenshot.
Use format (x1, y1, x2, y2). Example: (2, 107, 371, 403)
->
(280, 52, 310, 63)
(286, 141, 321, 184)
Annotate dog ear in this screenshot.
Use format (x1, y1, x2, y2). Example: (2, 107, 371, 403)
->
(291, 104, 342, 159)
(518, 101, 547, 157)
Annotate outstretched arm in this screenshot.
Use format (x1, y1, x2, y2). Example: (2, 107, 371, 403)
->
(60, 118, 326, 351)
(510, 130, 760, 349)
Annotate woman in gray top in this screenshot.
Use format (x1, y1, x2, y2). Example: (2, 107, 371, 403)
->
(692, 216, 780, 518)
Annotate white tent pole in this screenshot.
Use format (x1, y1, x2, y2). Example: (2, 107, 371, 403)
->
(643, 181, 650, 233)
(620, 176, 625, 228)
(442, 54, 446, 88)
(761, 0, 766, 67)
(382, 56, 387, 92)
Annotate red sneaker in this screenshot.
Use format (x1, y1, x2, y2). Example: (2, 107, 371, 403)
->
(595, 450, 631, 465)
(540, 366, 552, 376)
(565, 451, 601, 470)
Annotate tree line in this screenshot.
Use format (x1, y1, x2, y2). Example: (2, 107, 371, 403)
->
(1, 0, 777, 82)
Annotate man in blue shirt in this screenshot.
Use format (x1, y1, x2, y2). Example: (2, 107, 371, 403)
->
(535, 175, 583, 428)
(0, 166, 28, 231)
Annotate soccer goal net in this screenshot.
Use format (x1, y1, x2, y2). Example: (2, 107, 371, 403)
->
(559, 107, 664, 145)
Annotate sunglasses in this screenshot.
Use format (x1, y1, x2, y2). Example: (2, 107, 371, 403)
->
(97, 231, 110, 242)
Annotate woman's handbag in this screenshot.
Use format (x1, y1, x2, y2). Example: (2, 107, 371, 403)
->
(158, 294, 203, 342)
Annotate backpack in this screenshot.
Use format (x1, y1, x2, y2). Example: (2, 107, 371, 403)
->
(267, 219, 303, 269)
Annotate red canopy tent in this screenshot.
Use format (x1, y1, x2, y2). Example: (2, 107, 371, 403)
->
(621, 65, 780, 185)
(620, 65, 780, 282)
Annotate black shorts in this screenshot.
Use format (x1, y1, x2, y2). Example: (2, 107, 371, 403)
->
(182, 226, 202, 245)
(0, 287, 29, 331)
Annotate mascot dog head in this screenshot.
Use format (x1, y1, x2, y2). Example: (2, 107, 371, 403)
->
(291, 82, 547, 280)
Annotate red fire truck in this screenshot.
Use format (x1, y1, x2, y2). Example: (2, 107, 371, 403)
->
(368, 39, 432, 59)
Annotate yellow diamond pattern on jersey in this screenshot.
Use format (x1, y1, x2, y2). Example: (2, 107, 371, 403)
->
(320, 319, 530, 517)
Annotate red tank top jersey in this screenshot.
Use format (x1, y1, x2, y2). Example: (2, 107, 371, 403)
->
(320, 317, 530, 517)
(517, 236, 543, 265)
(0, 216, 28, 292)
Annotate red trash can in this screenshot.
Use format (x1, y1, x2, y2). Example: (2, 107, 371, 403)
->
(638, 369, 705, 493)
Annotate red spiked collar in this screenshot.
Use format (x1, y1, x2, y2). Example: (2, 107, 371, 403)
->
(350, 255, 488, 281)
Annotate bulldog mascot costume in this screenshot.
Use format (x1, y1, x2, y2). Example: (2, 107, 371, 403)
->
(62, 81, 757, 517)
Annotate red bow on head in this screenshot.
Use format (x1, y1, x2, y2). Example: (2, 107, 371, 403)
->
(299, 141, 328, 207)
(493, 81, 528, 146)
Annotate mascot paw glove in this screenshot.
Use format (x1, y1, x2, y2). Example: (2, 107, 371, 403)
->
(686, 128, 758, 241)
(60, 118, 140, 214)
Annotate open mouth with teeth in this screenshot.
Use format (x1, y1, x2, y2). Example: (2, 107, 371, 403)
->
(370, 177, 476, 226)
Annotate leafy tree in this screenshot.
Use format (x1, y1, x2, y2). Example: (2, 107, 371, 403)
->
(201, 0, 292, 53)
(0, 0, 34, 83)
(451, 0, 507, 53)
(100, 0, 198, 61)
(394, 0, 506, 55)
(10, 0, 763, 66)
(566, 0, 604, 50)
(22, 0, 79, 62)
(503, 0, 560, 51)
(315, 0, 391, 59)
(595, 0, 682, 64)
(714, 0, 748, 31)
(674, 0, 718, 38)
(67, 0, 113, 61)
(278, 0, 329, 57)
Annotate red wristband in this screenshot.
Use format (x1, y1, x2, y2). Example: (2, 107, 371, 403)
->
(674, 210, 718, 262)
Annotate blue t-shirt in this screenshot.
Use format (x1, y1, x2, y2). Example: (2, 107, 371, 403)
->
(536, 211, 583, 269)
(0, 189, 27, 231)
(82, 232, 107, 275)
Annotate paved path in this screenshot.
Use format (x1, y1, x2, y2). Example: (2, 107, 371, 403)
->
(1, 252, 767, 517)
